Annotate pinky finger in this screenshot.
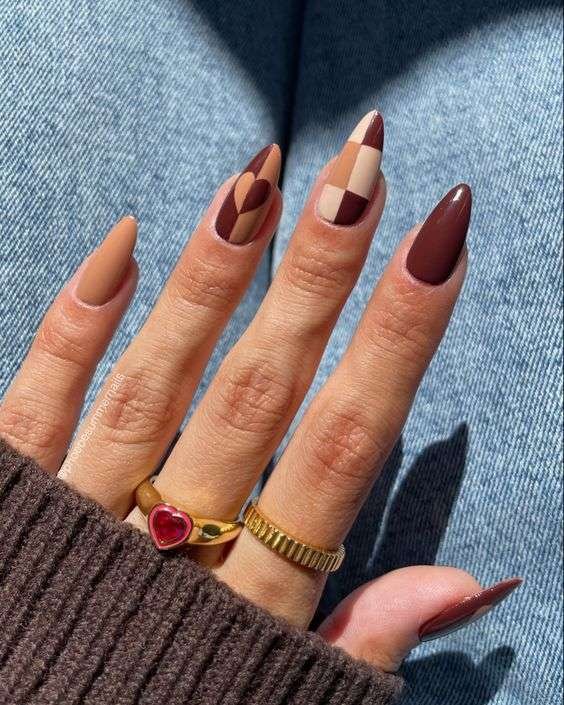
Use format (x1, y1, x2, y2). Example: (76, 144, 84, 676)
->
(0, 217, 138, 472)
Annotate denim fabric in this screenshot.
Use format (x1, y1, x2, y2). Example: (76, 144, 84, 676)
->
(0, 2, 562, 704)
(0, 0, 302, 404)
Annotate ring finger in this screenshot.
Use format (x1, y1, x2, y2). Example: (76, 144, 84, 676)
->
(219, 184, 472, 625)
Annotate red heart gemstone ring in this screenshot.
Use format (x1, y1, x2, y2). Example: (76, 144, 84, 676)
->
(135, 480, 243, 551)
(148, 503, 194, 550)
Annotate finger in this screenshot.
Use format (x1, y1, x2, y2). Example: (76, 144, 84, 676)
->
(221, 184, 472, 623)
(0, 217, 138, 472)
(147, 113, 385, 546)
(318, 567, 522, 672)
(60, 146, 282, 515)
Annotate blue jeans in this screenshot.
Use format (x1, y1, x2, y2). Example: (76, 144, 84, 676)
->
(0, 2, 561, 703)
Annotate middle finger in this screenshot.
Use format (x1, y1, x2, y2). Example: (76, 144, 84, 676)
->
(150, 112, 386, 528)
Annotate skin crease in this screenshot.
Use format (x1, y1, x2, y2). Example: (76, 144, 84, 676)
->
(0, 144, 521, 673)
(213, 223, 468, 629)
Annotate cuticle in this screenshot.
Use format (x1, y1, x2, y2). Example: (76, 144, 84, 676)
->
(210, 222, 264, 249)
(70, 259, 136, 311)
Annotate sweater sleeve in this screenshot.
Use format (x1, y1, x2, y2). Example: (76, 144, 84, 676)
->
(0, 439, 402, 705)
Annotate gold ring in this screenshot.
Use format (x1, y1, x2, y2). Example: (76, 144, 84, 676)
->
(135, 480, 242, 551)
(243, 501, 345, 573)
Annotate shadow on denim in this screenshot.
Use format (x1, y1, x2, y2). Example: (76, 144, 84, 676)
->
(400, 647, 515, 705)
(375, 423, 469, 575)
(318, 423, 469, 613)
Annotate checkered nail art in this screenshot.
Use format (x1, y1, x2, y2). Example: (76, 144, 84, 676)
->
(216, 144, 281, 244)
(318, 111, 384, 225)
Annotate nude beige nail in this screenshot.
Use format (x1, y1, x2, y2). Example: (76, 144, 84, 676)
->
(76, 216, 137, 305)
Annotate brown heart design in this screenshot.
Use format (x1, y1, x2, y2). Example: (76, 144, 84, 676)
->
(240, 178, 271, 213)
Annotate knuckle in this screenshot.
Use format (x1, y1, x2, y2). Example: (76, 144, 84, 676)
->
(283, 239, 356, 301)
(364, 287, 431, 361)
(34, 310, 93, 371)
(210, 357, 298, 437)
(167, 255, 240, 315)
(303, 404, 389, 502)
(0, 399, 68, 454)
(94, 367, 179, 445)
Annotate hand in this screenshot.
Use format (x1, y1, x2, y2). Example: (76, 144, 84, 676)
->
(0, 114, 520, 673)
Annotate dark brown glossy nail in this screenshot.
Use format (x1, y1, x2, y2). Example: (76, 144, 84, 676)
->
(216, 144, 281, 245)
(419, 578, 522, 642)
(406, 183, 472, 285)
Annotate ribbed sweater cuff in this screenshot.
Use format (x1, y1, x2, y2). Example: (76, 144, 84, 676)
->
(0, 439, 402, 705)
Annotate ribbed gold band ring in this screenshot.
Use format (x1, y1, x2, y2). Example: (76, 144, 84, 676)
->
(243, 501, 345, 573)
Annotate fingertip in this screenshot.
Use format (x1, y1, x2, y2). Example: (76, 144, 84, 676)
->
(318, 566, 485, 671)
(418, 574, 523, 642)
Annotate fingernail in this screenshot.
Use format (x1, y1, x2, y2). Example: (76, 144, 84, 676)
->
(216, 144, 281, 244)
(406, 183, 472, 285)
(76, 216, 137, 305)
(418, 578, 522, 642)
(318, 110, 384, 226)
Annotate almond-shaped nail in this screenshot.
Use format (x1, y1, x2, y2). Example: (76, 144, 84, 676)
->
(76, 216, 137, 305)
(216, 144, 281, 245)
(318, 110, 384, 226)
(406, 183, 472, 285)
(419, 578, 522, 642)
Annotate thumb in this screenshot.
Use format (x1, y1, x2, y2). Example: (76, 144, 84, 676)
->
(318, 566, 522, 672)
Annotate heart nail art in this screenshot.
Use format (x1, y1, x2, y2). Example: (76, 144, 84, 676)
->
(216, 144, 281, 245)
(148, 503, 193, 550)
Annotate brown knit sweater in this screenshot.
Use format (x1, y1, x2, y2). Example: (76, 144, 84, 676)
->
(0, 439, 402, 705)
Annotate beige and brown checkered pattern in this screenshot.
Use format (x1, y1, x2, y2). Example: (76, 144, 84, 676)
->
(318, 111, 384, 225)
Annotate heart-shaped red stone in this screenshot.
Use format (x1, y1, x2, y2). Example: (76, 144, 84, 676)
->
(148, 503, 193, 550)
